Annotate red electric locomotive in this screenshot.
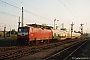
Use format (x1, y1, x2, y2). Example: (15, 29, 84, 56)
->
(17, 24, 53, 45)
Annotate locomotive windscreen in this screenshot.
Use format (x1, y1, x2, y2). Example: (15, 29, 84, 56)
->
(18, 27, 28, 32)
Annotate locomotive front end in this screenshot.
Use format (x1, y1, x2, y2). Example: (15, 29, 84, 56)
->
(17, 27, 29, 44)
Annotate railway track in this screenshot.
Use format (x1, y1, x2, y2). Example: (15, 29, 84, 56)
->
(0, 39, 76, 52)
(0, 43, 17, 47)
(43, 40, 88, 60)
(0, 39, 79, 60)
(0, 46, 25, 52)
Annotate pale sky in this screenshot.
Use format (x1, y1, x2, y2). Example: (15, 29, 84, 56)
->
(0, 0, 90, 33)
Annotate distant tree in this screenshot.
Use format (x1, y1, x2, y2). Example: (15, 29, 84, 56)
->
(11, 29, 17, 34)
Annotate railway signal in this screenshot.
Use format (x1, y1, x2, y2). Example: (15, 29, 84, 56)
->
(71, 22, 74, 39)
(80, 23, 84, 35)
(54, 19, 59, 29)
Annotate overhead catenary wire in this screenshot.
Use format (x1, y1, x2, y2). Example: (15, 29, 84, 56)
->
(0, 11, 42, 24)
(24, 9, 52, 22)
(18, 0, 60, 23)
(0, 0, 68, 28)
(18, 0, 52, 18)
(59, 0, 77, 19)
(0, 0, 53, 22)
(67, 0, 77, 16)
(0, 0, 21, 9)
(0, 11, 19, 17)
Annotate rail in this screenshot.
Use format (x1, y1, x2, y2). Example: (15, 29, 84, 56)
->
(44, 40, 88, 60)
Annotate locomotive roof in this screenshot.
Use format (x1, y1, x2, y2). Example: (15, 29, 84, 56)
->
(26, 24, 53, 29)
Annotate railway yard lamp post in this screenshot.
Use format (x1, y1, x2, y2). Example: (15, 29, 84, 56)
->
(54, 19, 56, 30)
(54, 19, 59, 29)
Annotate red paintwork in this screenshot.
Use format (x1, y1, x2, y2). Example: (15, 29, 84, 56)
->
(18, 26, 52, 41)
(28, 26, 52, 40)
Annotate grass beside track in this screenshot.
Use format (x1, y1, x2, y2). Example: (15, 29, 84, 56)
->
(0, 38, 17, 44)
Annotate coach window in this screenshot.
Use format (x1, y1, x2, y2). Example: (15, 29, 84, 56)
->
(58, 34, 60, 37)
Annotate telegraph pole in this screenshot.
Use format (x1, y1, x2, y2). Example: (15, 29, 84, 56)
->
(80, 23, 84, 34)
(18, 16, 21, 27)
(71, 22, 74, 39)
(22, 7, 23, 27)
